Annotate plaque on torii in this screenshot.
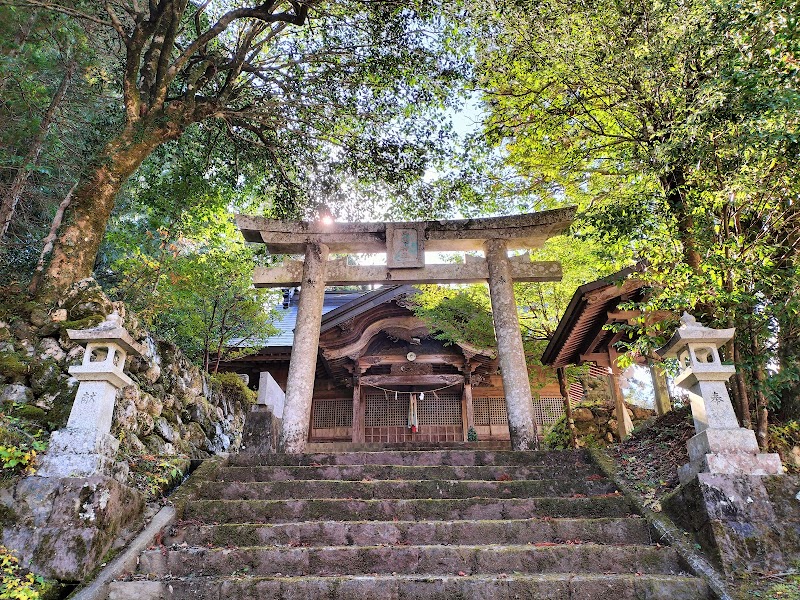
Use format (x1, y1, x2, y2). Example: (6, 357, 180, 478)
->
(236, 207, 576, 453)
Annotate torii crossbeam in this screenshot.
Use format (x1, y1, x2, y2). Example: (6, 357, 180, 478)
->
(236, 207, 576, 453)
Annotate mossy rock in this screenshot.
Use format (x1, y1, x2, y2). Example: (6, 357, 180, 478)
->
(45, 387, 78, 430)
(60, 315, 105, 333)
(12, 403, 48, 424)
(184, 421, 208, 448)
(0, 351, 29, 378)
(29, 359, 62, 395)
(143, 434, 172, 455)
(61, 279, 114, 321)
(58, 315, 104, 348)
(211, 371, 256, 406)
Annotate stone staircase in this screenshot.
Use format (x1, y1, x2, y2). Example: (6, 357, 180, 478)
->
(107, 449, 710, 599)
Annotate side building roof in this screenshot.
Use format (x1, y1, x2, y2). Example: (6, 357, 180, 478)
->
(540, 262, 648, 368)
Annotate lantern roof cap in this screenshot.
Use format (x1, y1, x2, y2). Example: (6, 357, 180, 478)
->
(67, 312, 145, 356)
(658, 313, 735, 358)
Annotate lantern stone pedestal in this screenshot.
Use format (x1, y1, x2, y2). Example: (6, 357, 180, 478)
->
(660, 313, 785, 576)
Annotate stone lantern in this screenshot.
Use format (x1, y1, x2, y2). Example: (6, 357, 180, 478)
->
(659, 313, 782, 483)
(37, 312, 144, 479)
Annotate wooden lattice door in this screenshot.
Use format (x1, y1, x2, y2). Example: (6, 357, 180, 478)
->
(309, 398, 353, 441)
(363, 391, 463, 443)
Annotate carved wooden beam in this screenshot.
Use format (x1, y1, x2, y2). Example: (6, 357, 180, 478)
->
(357, 353, 464, 368)
(236, 207, 575, 254)
(253, 258, 563, 287)
(322, 316, 428, 361)
(606, 310, 642, 323)
(360, 374, 464, 387)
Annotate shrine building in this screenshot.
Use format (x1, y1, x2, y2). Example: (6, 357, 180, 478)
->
(220, 284, 573, 446)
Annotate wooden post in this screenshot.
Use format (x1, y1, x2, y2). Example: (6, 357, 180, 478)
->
(484, 238, 538, 451)
(608, 368, 633, 441)
(462, 365, 475, 441)
(351, 367, 364, 443)
(649, 362, 672, 416)
(279, 243, 329, 454)
(556, 367, 578, 449)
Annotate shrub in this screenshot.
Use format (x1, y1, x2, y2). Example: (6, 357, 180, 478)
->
(126, 453, 189, 500)
(0, 545, 50, 599)
(0, 415, 46, 478)
(210, 371, 256, 406)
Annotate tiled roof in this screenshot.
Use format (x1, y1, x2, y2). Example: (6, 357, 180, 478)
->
(230, 288, 369, 348)
(540, 263, 646, 367)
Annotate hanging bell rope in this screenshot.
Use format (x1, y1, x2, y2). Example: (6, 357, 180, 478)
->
(407, 393, 418, 432)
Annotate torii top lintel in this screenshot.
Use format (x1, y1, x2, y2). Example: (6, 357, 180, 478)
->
(235, 207, 576, 255)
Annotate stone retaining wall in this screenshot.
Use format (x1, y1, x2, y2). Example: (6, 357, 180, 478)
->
(547, 402, 656, 448)
(0, 279, 259, 580)
(0, 279, 250, 461)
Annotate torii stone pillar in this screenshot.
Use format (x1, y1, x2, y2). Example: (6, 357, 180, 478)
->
(279, 243, 329, 453)
(351, 366, 365, 444)
(659, 313, 782, 483)
(485, 239, 538, 450)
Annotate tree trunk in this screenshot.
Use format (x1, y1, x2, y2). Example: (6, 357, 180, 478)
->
(732, 339, 752, 430)
(0, 60, 75, 240)
(28, 181, 78, 294)
(751, 337, 770, 450)
(35, 122, 176, 300)
(213, 305, 233, 374)
(776, 310, 800, 420)
(660, 168, 703, 275)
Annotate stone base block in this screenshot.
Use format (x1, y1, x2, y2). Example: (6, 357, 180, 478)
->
(686, 428, 759, 462)
(258, 372, 285, 419)
(679, 450, 783, 484)
(37, 452, 128, 481)
(241, 406, 281, 455)
(38, 428, 127, 480)
(664, 472, 786, 576)
(47, 427, 119, 456)
(1, 475, 144, 580)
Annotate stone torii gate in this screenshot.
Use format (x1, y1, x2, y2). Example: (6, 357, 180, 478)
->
(236, 207, 575, 453)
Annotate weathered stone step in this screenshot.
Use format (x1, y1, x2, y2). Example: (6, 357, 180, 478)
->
(109, 573, 709, 600)
(217, 463, 593, 482)
(136, 542, 683, 578)
(167, 516, 652, 548)
(198, 478, 619, 500)
(228, 449, 593, 467)
(182, 495, 634, 523)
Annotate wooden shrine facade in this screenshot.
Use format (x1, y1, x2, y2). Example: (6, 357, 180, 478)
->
(220, 285, 570, 444)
